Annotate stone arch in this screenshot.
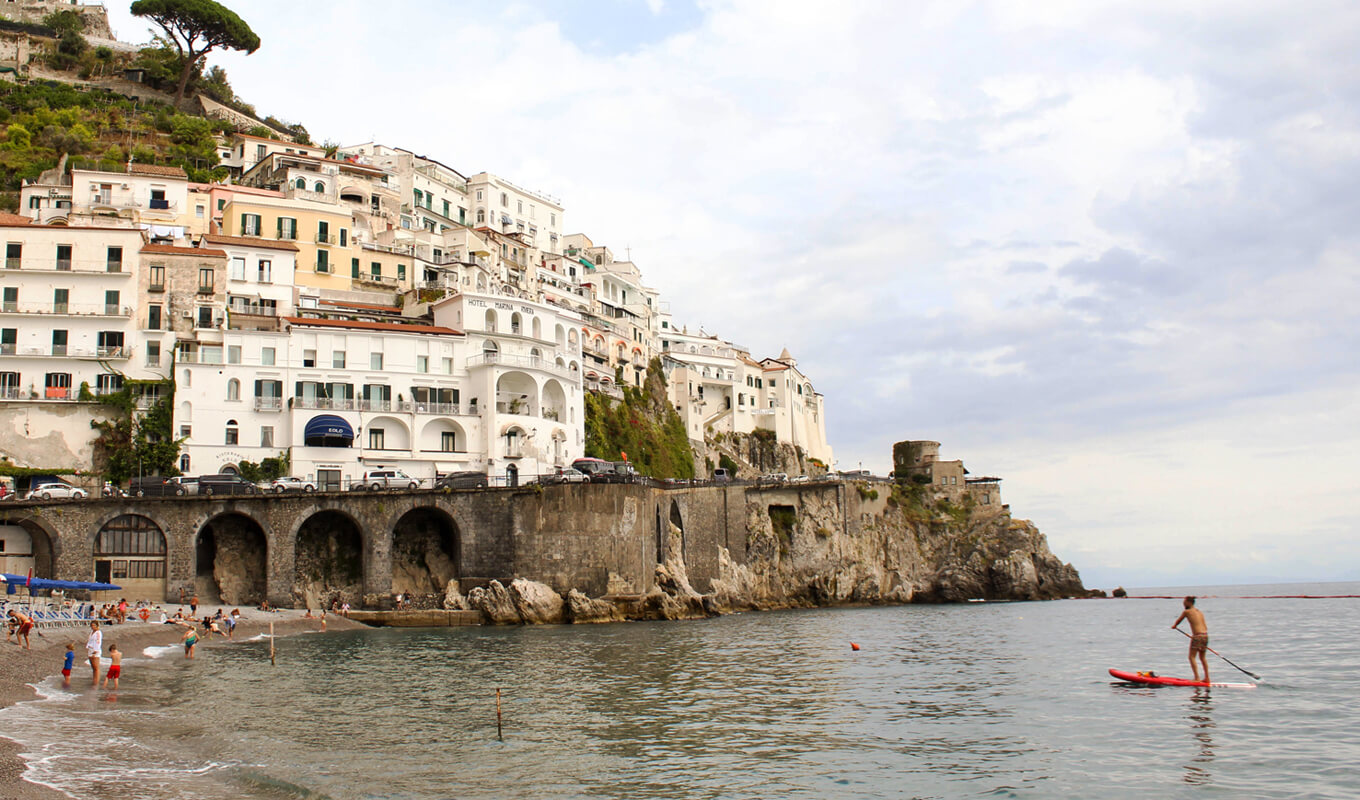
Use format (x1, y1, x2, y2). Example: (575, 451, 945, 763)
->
(542, 379, 567, 421)
(420, 418, 466, 452)
(668, 499, 685, 563)
(293, 510, 366, 608)
(391, 507, 460, 599)
(0, 515, 59, 579)
(93, 514, 167, 600)
(496, 371, 539, 416)
(194, 512, 267, 605)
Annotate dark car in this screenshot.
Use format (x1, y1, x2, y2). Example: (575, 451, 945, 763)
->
(589, 461, 639, 484)
(129, 476, 180, 497)
(434, 471, 489, 490)
(198, 473, 261, 496)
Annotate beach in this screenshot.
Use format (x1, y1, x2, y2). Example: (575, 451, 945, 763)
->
(0, 607, 363, 799)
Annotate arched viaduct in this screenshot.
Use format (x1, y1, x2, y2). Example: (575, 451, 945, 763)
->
(0, 482, 850, 608)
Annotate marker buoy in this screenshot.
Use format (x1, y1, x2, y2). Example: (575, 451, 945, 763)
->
(850, 642, 860, 651)
(138, 608, 150, 622)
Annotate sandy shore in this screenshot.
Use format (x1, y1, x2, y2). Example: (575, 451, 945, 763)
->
(0, 607, 366, 798)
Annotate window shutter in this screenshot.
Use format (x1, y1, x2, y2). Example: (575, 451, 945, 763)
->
(240, 213, 248, 235)
(276, 217, 283, 238)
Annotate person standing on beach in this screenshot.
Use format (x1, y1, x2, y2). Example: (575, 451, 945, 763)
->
(101, 644, 121, 689)
(1172, 595, 1210, 683)
(9, 610, 33, 649)
(190, 594, 199, 615)
(86, 621, 103, 687)
(61, 643, 75, 687)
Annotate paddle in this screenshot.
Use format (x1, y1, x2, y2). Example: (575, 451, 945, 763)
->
(1176, 628, 1261, 681)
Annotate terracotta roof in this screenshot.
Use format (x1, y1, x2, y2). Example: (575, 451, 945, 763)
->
(284, 316, 462, 336)
(319, 299, 402, 313)
(202, 234, 300, 252)
(141, 244, 226, 257)
(128, 163, 188, 179)
(0, 213, 32, 227)
(761, 363, 790, 372)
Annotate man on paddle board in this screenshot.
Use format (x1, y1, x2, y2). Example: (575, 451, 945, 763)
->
(1172, 596, 1209, 683)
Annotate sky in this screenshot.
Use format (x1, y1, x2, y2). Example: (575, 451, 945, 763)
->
(107, 0, 1360, 588)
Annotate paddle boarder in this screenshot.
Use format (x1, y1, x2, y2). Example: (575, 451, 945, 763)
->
(1172, 596, 1209, 684)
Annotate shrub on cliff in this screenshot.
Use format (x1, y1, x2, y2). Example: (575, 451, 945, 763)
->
(584, 358, 695, 479)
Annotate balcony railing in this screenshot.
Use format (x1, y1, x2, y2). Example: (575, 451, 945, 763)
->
(316, 233, 335, 245)
(254, 397, 283, 412)
(357, 273, 399, 286)
(96, 346, 130, 359)
(293, 396, 356, 410)
(466, 351, 576, 380)
(412, 401, 463, 415)
(228, 304, 278, 317)
(356, 398, 392, 412)
(0, 302, 132, 317)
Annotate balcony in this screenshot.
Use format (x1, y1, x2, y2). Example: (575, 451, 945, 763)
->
(228, 303, 278, 317)
(356, 398, 392, 412)
(0, 302, 132, 317)
(253, 397, 283, 412)
(357, 273, 399, 287)
(0, 258, 133, 275)
(293, 396, 356, 411)
(316, 233, 335, 245)
(95, 346, 130, 359)
(412, 401, 463, 415)
(466, 351, 576, 380)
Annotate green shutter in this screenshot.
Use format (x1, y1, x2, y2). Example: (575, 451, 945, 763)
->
(351, 258, 359, 279)
(276, 217, 283, 238)
(240, 213, 247, 235)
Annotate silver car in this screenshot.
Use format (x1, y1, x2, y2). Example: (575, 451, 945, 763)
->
(269, 476, 317, 494)
(26, 482, 88, 500)
(362, 469, 420, 491)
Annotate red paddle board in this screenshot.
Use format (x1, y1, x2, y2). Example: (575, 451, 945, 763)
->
(1109, 668, 1255, 689)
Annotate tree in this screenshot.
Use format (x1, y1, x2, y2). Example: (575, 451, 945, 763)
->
(129, 0, 260, 106)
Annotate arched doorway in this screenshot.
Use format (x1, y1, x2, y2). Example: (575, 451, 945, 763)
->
(505, 463, 519, 487)
(391, 508, 459, 600)
(195, 513, 267, 605)
(294, 511, 364, 609)
(94, 515, 167, 600)
(0, 518, 55, 579)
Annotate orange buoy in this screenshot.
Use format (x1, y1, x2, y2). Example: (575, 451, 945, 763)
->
(850, 642, 860, 651)
(138, 608, 150, 622)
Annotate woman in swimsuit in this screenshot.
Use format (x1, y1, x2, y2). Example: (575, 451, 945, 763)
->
(181, 625, 199, 659)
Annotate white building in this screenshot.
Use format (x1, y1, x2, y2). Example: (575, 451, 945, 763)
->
(468, 172, 564, 255)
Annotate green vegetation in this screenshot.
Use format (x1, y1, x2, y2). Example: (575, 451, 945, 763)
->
(0, 462, 79, 478)
(130, 0, 261, 105)
(718, 452, 738, 475)
(236, 452, 289, 482)
(584, 358, 695, 479)
(89, 380, 182, 483)
(855, 483, 879, 501)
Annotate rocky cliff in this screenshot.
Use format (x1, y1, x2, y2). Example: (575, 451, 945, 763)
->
(446, 480, 1085, 625)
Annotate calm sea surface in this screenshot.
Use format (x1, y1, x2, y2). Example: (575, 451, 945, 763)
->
(3, 582, 1358, 799)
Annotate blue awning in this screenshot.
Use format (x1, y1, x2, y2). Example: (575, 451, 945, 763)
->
(304, 414, 354, 441)
(2, 574, 122, 592)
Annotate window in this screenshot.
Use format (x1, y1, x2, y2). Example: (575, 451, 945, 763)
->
(317, 220, 330, 244)
(228, 345, 242, 364)
(370, 262, 382, 278)
(332, 351, 346, 368)
(106, 247, 122, 273)
(95, 374, 122, 394)
(146, 341, 160, 366)
(198, 268, 214, 293)
(261, 347, 275, 366)
(370, 352, 383, 370)
(149, 264, 165, 290)
(303, 349, 316, 368)
(416, 355, 429, 373)
(105, 290, 120, 315)
(551, 213, 556, 226)
(441, 431, 458, 452)
(317, 250, 329, 272)
(55, 244, 71, 270)
(197, 306, 214, 329)
(241, 213, 262, 236)
(314, 181, 325, 193)
(225, 420, 238, 445)
(442, 357, 453, 375)
(226, 378, 240, 400)
(0, 329, 13, 356)
(230, 257, 246, 281)
(476, 209, 485, 224)
(476, 190, 483, 200)
(196, 205, 205, 218)
(260, 426, 274, 448)
(368, 427, 385, 450)
(5, 243, 19, 269)
(340, 228, 348, 247)
(257, 260, 271, 283)
(44, 371, 71, 397)
(501, 192, 508, 207)
(517, 200, 523, 213)
(278, 217, 297, 240)
(398, 263, 406, 281)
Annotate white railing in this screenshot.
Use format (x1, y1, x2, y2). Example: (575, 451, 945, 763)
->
(466, 351, 576, 380)
(0, 302, 132, 317)
(254, 397, 283, 412)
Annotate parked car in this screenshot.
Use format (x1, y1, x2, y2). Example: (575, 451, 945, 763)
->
(198, 473, 262, 496)
(434, 471, 489, 490)
(758, 473, 789, 483)
(129, 476, 177, 497)
(590, 461, 639, 484)
(540, 467, 589, 485)
(26, 482, 87, 500)
(362, 469, 420, 491)
(166, 476, 198, 495)
(269, 476, 317, 494)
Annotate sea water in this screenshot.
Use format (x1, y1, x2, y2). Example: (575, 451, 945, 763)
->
(2, 582, 1358, 799)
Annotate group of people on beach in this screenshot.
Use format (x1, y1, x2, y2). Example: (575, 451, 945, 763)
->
(54, 607, 246, 692)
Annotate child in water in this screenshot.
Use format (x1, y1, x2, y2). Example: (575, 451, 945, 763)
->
(61, 643, 75, 687)
(101, 644, 121, 689)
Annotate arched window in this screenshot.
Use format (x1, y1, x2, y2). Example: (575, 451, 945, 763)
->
(476, 209, 485, 224)
(314, 181, 325, 193)
(296, 177, 307, 190)
(182, 369, 191, 387)
(482, 340, 499, 356)
(485, 309, 497, 332)
(180, 454, 190, 472)
(226, 378, 240, 401)
(510, 312, 522, 334)
(225, 419, 239, 445)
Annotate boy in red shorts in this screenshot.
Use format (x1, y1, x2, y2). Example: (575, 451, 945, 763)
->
(101, 643, 121, 689)
(61, 643, 75, 687)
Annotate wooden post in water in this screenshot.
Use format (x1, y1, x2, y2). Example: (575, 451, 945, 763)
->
(270, 622, 275, 666)
(496, 687, 503, 740)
